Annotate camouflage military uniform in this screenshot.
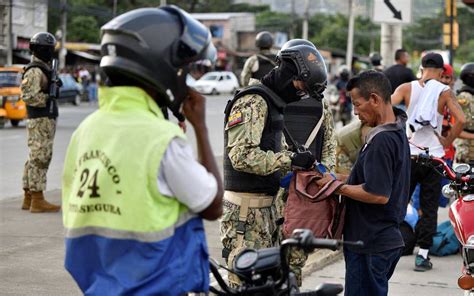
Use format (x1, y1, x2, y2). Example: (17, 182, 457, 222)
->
(283, 96, 337, 286)
(221, 79, 293, 285)
(21, 57, 57, 192)
(455, 90, 474, 163)
(240, 49, 275, 86)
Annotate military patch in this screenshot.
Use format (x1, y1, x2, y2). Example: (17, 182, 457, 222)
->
(458, 98, 468, 106)
(228, 112, 243, 127)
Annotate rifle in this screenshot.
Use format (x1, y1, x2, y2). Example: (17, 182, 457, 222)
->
(49, 59, 60, 99)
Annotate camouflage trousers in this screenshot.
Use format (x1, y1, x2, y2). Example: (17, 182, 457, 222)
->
(22, 117, 56, 192)
(220, 191, 280, 286)
(276, 188, 308, 287)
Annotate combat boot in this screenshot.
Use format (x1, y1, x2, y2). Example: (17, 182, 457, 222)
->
(30, 191, 61, 213)
(21, 189, 31, 210)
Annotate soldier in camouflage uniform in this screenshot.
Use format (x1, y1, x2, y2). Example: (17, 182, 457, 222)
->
(335, 119, 372, 174)
(221, 40, 330, 287)
(454, 63, 474, 163)
(240, 31, 277, 87)
(20, 32, 61, 213)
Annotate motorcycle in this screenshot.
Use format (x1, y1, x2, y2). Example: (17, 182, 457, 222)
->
(417, 152, 474, 295)
(209, 229, 363, 295)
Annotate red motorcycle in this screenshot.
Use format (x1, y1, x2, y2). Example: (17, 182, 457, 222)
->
(418, 153, 474, 294)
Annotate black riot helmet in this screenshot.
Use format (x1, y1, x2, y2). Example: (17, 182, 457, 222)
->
(369, 52, 382, 67)
(29, 32, 56, 63)
(460, 63, 474, 88)
(100, 5, 216, 115)
(277, 39, 328, 98)
(255, 31, 274, 49)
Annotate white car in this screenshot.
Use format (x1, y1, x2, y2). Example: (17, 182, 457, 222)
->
(193, 71, 239, 95)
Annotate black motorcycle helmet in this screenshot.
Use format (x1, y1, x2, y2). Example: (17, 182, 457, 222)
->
(100, 5, 216, 115)
(369, 52, 382, 67)
(255, 31, 273, 49)
(29, 32, 56, 63)
(277, 39, 328, 98)
(460, 63, 474, 88)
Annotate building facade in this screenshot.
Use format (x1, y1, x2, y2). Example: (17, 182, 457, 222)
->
(0, 0, 48, 66)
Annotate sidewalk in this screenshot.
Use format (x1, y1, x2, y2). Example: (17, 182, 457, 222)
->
(0, 190, 339, 295)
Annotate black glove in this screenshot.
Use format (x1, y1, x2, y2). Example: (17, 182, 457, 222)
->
(291, 151, 315, 170)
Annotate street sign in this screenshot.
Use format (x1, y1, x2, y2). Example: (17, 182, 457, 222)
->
(372, 0, 412, 25)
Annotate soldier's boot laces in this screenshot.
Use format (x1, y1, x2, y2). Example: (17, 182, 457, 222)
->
(21, 189, 32, 210)
(30, 191, 60, 213)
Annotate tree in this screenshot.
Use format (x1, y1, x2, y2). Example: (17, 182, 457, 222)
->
(67, 16, 100, 43)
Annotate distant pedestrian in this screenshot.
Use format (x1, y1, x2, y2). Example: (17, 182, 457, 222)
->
(240, 31, 276, 86)
(87, 72, 98, 105)
(384, 48, 417, 101)
(317, 70, 411, 296)
(369, 52, 384, 72)
(20, 32, 61, 213)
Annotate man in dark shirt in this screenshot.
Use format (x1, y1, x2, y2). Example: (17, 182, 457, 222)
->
(318, 70, 411, 296)
(384, 49, 417, 95)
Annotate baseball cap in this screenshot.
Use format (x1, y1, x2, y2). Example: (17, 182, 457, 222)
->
(442, 63, 453, 76)
(421, 52, 444, 69)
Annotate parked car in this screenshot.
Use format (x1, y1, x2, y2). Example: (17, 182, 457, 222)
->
(193, 71, 239, 95)
(58, 73, 83, 105)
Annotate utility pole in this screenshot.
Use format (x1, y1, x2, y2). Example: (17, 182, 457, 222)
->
(160, 0, 166, 6)
(113, 0, 117, 17)
(346, 0, 355, 72)
(6, 0, 12, 65)
(449, 0, 455, 65)
(290, 0, 296, 39)
(302, 0, 310, 39)
(59, 0, 67, 70)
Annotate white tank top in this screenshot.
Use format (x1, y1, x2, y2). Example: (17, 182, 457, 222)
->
(406, 81, 444, 157)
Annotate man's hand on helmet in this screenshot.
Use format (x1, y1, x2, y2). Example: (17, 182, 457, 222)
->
(182, 87, 206, 129)
(291, 150, 316, 170)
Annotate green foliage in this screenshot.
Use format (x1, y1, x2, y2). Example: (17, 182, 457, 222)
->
(456, 39, 474, 64)
(68, 16, 100, 43)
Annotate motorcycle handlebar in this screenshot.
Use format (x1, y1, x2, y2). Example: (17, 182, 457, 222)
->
(417, 154, 470, 183)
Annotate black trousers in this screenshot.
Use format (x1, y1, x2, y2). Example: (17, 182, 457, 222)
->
(409, 159, 442, 249)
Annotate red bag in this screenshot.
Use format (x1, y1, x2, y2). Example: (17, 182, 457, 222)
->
(283, 170, 346, 239)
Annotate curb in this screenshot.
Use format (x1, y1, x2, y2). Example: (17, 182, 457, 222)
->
(303, 249, 343, 277)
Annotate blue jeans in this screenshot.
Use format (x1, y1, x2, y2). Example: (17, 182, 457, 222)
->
(344, 247, 403, 296)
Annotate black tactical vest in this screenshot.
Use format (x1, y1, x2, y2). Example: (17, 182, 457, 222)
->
(251, 54, 277, 81)
(23, 61, 58, 119)
(223, 84, 285, 195)
(284, 97, 324, 162)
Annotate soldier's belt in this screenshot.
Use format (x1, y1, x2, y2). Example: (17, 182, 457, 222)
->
(224, 191, 273, 208)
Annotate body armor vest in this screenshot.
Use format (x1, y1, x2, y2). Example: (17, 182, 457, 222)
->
(251, 54, 277, 81)
(224, 85, 285, 195)
(23, 61, 58, 119)
(284, 97, 324, 161)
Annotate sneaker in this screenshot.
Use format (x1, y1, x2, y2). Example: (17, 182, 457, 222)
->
(414, 255, 433, 271)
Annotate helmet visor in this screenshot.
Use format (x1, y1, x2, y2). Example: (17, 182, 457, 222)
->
(163, 6, 217, 66)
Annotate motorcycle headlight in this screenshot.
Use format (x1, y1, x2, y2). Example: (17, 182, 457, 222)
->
(442, 184, 456, 198)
